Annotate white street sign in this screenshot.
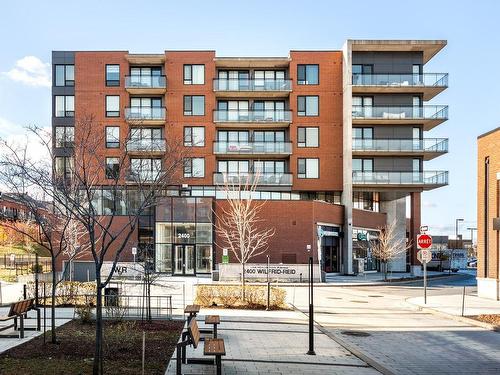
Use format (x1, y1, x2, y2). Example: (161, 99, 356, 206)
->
(420, 225, 428, 233)
(417, 249, 432, 264)
(131, 247, 137, 256)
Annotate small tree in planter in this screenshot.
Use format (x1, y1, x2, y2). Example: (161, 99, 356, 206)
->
(368, 220, 412, 280)
(214, 174, 275, 301)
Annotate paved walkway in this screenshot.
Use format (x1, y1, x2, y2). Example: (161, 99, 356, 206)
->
(0, 306, 73, 354)
(165, 309, 381, 375)
(408, 293, 500, 316)
(325, 271, 449, 285)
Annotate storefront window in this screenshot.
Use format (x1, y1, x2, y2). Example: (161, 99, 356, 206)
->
(156, 223, 172, 243)
(155, 244, 172, 272)
(196, 223, 212, 243)
(173, 197, 196, 222)
(156, 198, 172, 221)
(196, 198, 212, 222)
(196, 245, 212, 273)
(173, 222, 196, 244)
(352, 228, 380, 271)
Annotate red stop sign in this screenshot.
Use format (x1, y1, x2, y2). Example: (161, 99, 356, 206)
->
(417, 234, 432, 249)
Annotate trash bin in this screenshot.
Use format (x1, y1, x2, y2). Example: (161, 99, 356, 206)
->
(104, 287, 119, 307)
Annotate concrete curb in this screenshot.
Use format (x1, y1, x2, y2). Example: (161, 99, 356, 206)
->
(404, 298, 500, 332)
(291, 303, 395, 375)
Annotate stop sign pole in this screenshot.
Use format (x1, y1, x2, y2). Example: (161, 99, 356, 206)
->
(417, 230, 433, 304)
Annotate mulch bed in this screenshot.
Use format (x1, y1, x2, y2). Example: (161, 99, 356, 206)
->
(0, 319, 184, 375)
(470, 314, 500, 328)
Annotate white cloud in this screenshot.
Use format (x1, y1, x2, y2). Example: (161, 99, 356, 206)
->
(2, 56, 51, 88)
(422, 200, 438, 209)
(0, 117, 50, 162)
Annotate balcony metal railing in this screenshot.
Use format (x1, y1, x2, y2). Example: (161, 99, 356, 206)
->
(125, 107, 166, 121)
(213, 110, 292, 123)
(213, 172, 293, 186)
(214, 79, 292, 92)
(352, 105, 448, 120)
(213, 141, 292, 155)
(125, 75, 166, 89)
(352, 73, 448, 87)
(352, 171, 449, 185)
(126, 138, 166, 153)
(126, 169, 163, 182)
(352, 138, 448, 153)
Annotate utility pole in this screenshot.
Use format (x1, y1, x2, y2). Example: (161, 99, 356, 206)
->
(451, 218, 464, 274)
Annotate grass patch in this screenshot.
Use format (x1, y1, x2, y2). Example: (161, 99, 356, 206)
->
(0, 319, 184, 375)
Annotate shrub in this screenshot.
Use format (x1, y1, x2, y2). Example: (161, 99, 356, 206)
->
(75, 297, 93, 323)
(27, 281, 96, 306)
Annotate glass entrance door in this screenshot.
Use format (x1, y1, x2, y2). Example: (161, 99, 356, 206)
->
(173, 245, 196, 275)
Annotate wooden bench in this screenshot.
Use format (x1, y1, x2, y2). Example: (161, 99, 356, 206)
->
(184, 304, 200, 324)
(0, 299, 40, 338)
(205, 315, 221, 338)
(176, 318, 225, 375)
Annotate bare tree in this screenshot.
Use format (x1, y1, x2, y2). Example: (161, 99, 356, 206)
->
(368, 220, 412, 280)
(0, 115, 184, 375)
(213, 174, 275, 300)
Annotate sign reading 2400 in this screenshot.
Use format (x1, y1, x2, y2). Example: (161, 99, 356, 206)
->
(177, 233, 191, 239)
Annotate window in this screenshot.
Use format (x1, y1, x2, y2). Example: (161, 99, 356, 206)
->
(218, 160, 249, 174)
(297, 127, 319, 147)
(105, 157, 120, 179)
(55, 95, 74, 117)
(184, 96, 205, 116)
(297, 96, 318, 116)
(184, 65, 205, 85)
(129, 67, 162, 87)
(130, 128, 162, 140)
(352, 127, 373, 139)
(353, 192, 379, 212)
(106, 65, 120, 86)
(352, 65, 373, 85)
(54, 156, 73, 178)
(55, 65, 74, 86)
(105, 127, 120, 148)
(131, 158, 162, 180)
(297, 64, 319, 85)
(217, 130, 249, 142)
(106, 96, 120, 117)
(55, 126, 74, 148)
(352, 158, 373, 172)
(297, 158, 319, 178)
(184, 127, 205, 147)
(254, 160, 285, 175)
(184, 158, 205, 177)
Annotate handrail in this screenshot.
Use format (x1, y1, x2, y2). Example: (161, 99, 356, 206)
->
(214, 78, 292, 91)
(352, 73, 448, 87)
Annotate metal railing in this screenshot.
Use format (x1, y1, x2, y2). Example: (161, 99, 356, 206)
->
(352, 138, 448, 153)
(214, 172, 293, 186)
(126, 138, 166, 152)
(125, 75, 166, 89)
(213, 110, 292, 123)
(125, 107, 166, 121)
(214, 79, 292, 92)
(352, 105, 448, 120)
(213, 141, 292, 155)
(352, 73, 448, 87)
(352, 171, 449, 185)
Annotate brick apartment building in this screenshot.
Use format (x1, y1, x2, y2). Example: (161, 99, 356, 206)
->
(51, 40, 449, 280)
(477, 128, 500, 300)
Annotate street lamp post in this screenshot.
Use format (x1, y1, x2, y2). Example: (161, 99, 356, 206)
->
(306, 244, 315, 355)
(451, 219, 464, 274)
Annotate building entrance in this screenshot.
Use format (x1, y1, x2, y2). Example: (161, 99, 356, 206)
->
(174, 245, 195, 275)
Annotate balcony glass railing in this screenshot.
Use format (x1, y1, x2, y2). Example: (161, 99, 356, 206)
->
(126, 169, 163, 182)
(125, 75, 166, 89)
(214, 79, 292, 92)
(352, 105, 448, 120)
(352, 138, 448, 153)
(213, 141, 292, 155)
(213, 110, 292, 123)
(352, 171, 448, 185)
(352, 73, 448, 87)
(125, 107, 166, 121)
(213, 172, 293, 186)
(126, 138, 166, 152)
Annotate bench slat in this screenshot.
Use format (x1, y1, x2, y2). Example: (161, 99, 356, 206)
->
(204, 338, 226, 356)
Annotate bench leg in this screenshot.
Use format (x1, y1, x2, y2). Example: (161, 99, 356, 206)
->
(215, 355, 222, 375)
(19, 316, 24, 339)
(13, 317, 17, 331)
(176, 342, 182, 375)
(214, 325, 217, 338)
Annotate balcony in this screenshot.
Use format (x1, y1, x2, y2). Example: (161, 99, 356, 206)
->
(125, 107, 166, 125)
(352, 170, 448, 190)
(213, 172, 293, 188)
(213, 110, 292, 128)
(126, 169, 163, 183)
(352, 73, 448, 100)
(352, 138, 448, 160)
(125, 75, 166, 94)
(352, 105, 448, 130)
(126, 138, 166, 154)
(213, 79, 292, 98)
(214, 141, 292, 157)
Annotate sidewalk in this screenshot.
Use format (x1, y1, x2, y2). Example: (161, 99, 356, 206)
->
(407, 293, 500, 317)
(165, 309, 380, 375)
(325, 270, 449, 285)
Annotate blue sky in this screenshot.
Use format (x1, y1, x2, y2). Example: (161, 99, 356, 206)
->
(1, 0, 499, 239)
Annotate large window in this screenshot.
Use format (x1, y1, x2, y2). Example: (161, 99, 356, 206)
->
(105, 157, 120, 179)
(184, 158, 205, 178)
(297, 96, 318, 116)
(184, 65, 205, 85)
(184, 127, 205, 147)
(54, 156, 73, 178)
(106, 65, 120, 86)
(297, 127, 319, 147)
(131, 158, 162, 180)
(106, 96, 120, 117)
(353, 192, 380, 212)
(55, 126, 74, 148)
(217, 130, 249, 142)
(105, 126, 120, 148)
(55, 95, 74, 117)
(297, 64, 319, 85)
(217, 160, 249, 174)
(184, 96, 205, 116)
(352, 158, 373, 172)
(55, 65, 74, 86)
(297, 158, 319, 178)
(254, 160, 285, 175)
